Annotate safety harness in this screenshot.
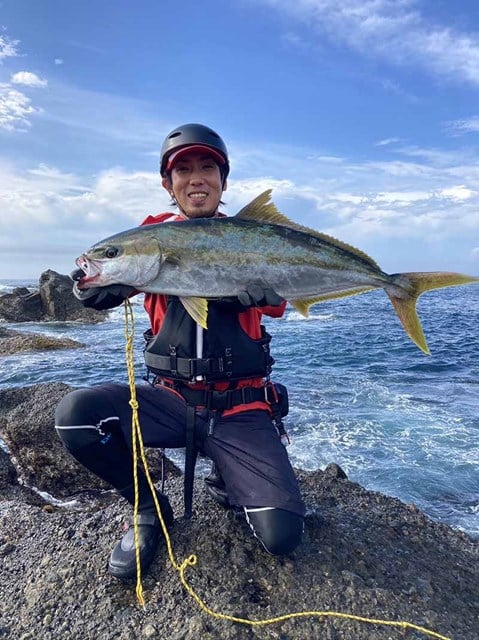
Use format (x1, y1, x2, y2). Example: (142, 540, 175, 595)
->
(143, 296, 289, 517)
(151, 378, 290, 517)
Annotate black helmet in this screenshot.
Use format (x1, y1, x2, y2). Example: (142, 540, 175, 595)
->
(160, 123, 230, 181)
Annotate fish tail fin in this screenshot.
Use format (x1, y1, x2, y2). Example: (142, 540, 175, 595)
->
(388, 272, 479, 355)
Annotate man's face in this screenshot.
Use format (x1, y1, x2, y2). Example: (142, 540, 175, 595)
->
(162, 151, 226, 218)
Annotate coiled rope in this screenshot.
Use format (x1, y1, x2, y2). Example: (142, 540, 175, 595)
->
(124, 299, 452, 640)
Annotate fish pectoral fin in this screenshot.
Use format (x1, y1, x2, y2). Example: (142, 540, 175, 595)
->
(164, 252, 181, 266)
(180, 296, 208, 329)
(290, 287, 377, 317)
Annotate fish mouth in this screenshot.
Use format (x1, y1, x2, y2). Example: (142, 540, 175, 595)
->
(75, 255, 101, 287)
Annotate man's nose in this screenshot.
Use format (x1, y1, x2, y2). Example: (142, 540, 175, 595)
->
(189, 170, 204, 184)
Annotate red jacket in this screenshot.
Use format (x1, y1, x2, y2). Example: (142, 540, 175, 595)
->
(140, 211, 286, 415)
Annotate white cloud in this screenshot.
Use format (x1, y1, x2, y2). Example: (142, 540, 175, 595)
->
(259, 0, 479, 85)
(438, 185, 476, 201)
(2, 136, 479, 278)
(376, 137, 403, 147)
(11, 71, 48, 88)
(54, 58, 63, 65)
(0, 33, 20, 62)
(446, 116, 479, 135)
(0, 83, 41, 131)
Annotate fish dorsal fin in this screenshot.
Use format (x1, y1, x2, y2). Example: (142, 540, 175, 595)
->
(180, 296, 208, 329)
(235, 190, 380, 271)
(235, 190, 297, 228)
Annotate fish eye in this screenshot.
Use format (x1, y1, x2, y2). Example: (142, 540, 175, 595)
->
(104, 246, 120, 259)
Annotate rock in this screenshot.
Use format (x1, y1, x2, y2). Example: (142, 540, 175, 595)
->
(0, 289, 43, 322)
(0, 326, 84, 356)
(0, 445, 17, 489)
(0, 383, 104, 496)
(323, 463, 348, 479)
(0, 467, 477, 640)
(0, 270, 107, 323)
(38, 269, 105, 322)
(0, 383, 181, 497)
(0, 444, 47, 506)
(0, 382, 477, 639)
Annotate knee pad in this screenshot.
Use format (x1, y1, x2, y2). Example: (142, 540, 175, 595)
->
(55, 388, 119, 451)
(244, 507, 304, 556)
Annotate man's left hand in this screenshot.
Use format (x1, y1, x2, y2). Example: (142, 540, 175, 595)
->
(237, 285, 284, 308)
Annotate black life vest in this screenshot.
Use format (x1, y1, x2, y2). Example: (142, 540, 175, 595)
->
(143, 297, 274, 382)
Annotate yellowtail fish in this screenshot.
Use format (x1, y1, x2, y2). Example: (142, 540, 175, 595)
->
(76, 190, 478, 354)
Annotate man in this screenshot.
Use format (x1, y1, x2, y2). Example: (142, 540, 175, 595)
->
(55, 123, 305, 581)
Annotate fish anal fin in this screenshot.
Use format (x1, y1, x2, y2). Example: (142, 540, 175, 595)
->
(180, 296, 208, 329)
(290, 286, 377, 317)
(290, 299, 311, 317)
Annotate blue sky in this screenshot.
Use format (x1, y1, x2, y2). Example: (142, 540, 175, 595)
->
(1, 0, 479, 279)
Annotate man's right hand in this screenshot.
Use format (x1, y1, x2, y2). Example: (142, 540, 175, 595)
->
(71, 269, 136, 311)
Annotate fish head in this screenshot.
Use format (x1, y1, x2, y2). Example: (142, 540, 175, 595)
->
(75, 230, 162, 289)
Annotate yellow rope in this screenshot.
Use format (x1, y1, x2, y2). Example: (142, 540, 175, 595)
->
(124, 299, 452, 640)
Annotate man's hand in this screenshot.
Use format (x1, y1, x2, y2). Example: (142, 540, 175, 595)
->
(237, 285, 284, 308)
(71, 269, 135, 311)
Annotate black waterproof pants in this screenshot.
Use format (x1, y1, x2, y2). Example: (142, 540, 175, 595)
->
(55, 383, 304, 555)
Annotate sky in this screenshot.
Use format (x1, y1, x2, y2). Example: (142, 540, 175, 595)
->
(1, 0, 479, 280)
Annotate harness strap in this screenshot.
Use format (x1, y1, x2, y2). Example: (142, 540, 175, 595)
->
(177, 385, 267, 411)
(184, 404, 197, 519)
(176, 384, 269, 517)
(173, 381, 287, 516)
(145, 352, 230, 379)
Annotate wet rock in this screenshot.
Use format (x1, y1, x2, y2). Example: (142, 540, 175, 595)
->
(0, 326, 84, 356)
(38, 269, 106, 322)
(0, 288, 43, 322)
(0, 269, 107, 323)
(0, 383, 181, 497)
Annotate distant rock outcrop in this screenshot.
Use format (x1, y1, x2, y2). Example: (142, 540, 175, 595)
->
(0, 270, 107, 323)
(0, 326, 84, 356)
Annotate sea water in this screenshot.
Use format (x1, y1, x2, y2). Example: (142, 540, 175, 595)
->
(1, 279, 478, 538)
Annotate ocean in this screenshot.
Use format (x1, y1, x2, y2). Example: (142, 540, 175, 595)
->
(1, 279, 478, 538)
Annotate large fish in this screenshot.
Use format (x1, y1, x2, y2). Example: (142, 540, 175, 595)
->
(76, 190, 478, 354)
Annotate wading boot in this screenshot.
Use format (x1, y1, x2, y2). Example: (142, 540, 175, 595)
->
(108, 496, 174, 581)
(204, 462, 230, 508)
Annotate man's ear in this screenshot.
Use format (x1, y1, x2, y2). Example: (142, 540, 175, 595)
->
(162, 176, 173, 195)
(222, 178, 228, 192)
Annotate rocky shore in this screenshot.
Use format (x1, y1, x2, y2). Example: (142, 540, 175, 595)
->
(0, 382, 478, 640)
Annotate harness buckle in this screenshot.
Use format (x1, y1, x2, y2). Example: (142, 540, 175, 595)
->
(169, 345, 177, 376)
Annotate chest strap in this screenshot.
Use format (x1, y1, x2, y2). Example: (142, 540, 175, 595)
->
(146, 351, 232, 380)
